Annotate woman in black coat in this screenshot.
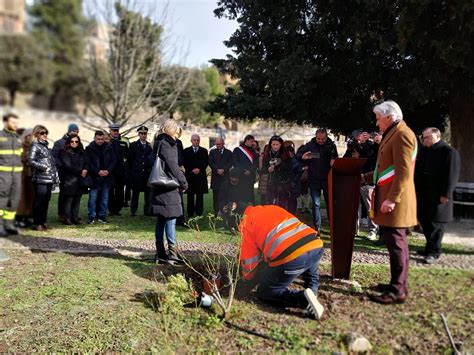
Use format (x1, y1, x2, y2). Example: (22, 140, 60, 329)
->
(150, 120, 188, 264)
(29, 125, 59, 231)
(261, 135, 292, 209)
(59, 134, 87, 225)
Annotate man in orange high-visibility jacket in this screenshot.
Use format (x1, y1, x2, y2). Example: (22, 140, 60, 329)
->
(239, 205, 325, 319)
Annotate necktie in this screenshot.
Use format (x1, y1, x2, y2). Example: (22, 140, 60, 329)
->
(194, 147, 198, 153)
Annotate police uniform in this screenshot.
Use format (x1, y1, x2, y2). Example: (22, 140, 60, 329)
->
(108, 123, 130, 215)
(0, 126, 22, 236)
(128, 126, 152, 216)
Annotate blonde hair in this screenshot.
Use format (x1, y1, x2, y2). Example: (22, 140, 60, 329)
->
(32, 125, 48, 142)
(160, 119, 181, 138)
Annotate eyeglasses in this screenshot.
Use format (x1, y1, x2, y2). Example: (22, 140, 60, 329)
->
(70, 140, 79, 144)
(39, 131, 48, 135)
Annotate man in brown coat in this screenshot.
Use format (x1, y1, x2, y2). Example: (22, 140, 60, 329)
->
(363, 100, 417, 304)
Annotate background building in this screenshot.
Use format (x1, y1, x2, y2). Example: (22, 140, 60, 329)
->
(0, 0, 25, 34)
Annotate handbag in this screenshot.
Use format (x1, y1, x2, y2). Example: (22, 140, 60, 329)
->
(148, 141, 180, 188)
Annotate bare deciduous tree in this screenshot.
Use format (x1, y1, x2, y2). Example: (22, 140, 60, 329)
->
(83, 0, 190, 134)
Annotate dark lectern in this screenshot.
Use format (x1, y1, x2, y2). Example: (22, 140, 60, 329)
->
(328, 158, 366, 279)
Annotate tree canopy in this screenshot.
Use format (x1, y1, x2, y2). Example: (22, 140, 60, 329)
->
(0, 34, 52, 106)
(213, 0, 474, 180)
(29, 0, 89, 109)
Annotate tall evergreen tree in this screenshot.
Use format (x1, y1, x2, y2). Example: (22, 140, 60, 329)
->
(0, 34, 52, 106)
(29, 0, 88, 110)
(213, 0, 474, 181)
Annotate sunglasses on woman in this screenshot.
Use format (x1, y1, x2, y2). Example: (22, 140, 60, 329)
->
(70, 140, 79, 144)
(39, 131, 48, 135)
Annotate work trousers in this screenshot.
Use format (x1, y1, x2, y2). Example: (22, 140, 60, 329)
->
(419, 217, 447, 258)
(257, 246, 324, 308)
(33, 183, 53, 226)
(0, 171, 21, 224)
(379, 226, 409, 295)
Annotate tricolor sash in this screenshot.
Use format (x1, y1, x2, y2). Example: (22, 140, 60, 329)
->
(238, 145, 254, 163)
(369, 142, 418, 219)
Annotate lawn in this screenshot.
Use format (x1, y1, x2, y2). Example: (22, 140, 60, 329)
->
(25, 192, 474, 255)
(1, 191, 473, 352)
(1, 250, 472, 352)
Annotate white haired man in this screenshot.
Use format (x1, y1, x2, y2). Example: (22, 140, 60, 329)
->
(362, 100, 417, 304)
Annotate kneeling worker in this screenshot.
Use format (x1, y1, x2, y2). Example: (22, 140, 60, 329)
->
(239, 205, 325, 319)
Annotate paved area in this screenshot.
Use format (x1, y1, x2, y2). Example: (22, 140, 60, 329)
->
(1, 234, 473, 270)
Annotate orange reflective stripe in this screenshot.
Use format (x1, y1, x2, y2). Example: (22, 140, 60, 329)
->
(263, 217, 299, 250)
(265, 223, 312, 259)
(269, 239, 323, 267)
(241, 255, 261, 266)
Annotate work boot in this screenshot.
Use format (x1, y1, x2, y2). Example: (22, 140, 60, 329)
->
(156, 247, 173, 265)
(168, 246, 182, 263)
(4, 221, 19, 235)
(0, 224, 8, 238)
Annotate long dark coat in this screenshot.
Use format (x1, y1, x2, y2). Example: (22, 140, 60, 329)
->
(415, 140, 460, 223)
(128, 140, 153, 191)
(150, 134, 188, 218)
(84, 142, 116, 188)
(59, 148, 86, 196)
(183, 146, 209, 194)
(209, 147, 233, 190)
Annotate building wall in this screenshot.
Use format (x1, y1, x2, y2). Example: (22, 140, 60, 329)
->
(0, 0, 25, 34)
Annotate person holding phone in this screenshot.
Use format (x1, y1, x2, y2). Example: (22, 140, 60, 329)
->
(297, 128, 338, 233)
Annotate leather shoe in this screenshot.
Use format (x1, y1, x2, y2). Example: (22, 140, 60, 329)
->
(371, 292, 407, 304)
(375, 283, 393, 292)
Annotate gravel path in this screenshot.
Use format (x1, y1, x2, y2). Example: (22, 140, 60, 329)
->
(1, 235, 473, 270)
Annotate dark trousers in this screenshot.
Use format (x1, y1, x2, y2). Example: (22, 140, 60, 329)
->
(131, 188, 150, 215)
(419, 217, 447, 258)
(33, 183, 53, 226)
(57, 188, 66, 218)
(109, 179, 124, 214)
(212, 188, 221, 216)
(176, 192, 185, 224)
(379, 226, 409, 295)
(256, 247, 324, 308)
(187, 192, 204, 217)
(63, 192, 82, 222)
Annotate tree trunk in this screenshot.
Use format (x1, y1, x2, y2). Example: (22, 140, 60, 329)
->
(9, 89, 16, 107)
(449, 90, 474, 183)
(48, 86, 60, 111)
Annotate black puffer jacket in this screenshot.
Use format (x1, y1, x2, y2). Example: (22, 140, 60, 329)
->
(150, 133, 188, 218)
(59, 148, 85, 196)
(29, 140, 59, 184)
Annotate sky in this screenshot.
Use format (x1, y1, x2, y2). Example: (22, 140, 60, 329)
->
(25, 0, 238, 67)
(155, 0, 238, 67)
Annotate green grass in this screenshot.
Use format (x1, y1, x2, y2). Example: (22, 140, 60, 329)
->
(1, 251, 472, 352)
(26, 192, 474, 255)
